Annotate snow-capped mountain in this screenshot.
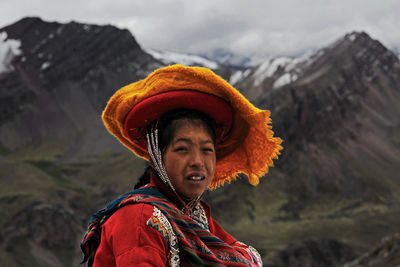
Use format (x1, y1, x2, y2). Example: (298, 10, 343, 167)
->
(250, 49, 325, 88)
(145, 48, 219, 69)
(145, 47, 258, 70)
(229, 48, 325, 102)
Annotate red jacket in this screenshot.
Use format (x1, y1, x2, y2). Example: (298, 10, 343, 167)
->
(92, 176, 262, 266)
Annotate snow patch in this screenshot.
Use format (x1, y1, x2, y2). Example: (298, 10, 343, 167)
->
(0, 32, 22, 73)
(273, 73, 298, 89)
(83, 25, 91, 32)
(252, 49, 325, 88)
(229, 69, 251, 85)
(56, 26, 64, 35)
(348, 33, 357, 42)
(41, 62, 51, 70)
(253, 57, 292, 86)
(146, 48, 219, 69)
(285, 50, 322, 71)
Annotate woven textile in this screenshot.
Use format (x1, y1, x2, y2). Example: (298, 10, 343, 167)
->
(81, 187, 260, 266)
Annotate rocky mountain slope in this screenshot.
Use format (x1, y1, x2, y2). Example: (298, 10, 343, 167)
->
(344, 233, 400, 267)
(0, 17, 162, 158)
(0, 17, 162, 267)
(1, 17, 400, 266)
(212, 31, 400, 266)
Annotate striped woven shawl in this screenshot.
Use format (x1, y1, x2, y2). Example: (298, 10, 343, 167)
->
(81, 187, 256, 266)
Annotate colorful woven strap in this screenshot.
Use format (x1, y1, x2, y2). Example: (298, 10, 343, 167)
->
(81, 187, 260, 266)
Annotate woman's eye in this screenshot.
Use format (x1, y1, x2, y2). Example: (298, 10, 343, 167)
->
(203, 148, 214, 153)
(175, 147, 188, 152)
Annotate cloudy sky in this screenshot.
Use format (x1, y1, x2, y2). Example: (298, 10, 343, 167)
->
(1, 0, 400, 59)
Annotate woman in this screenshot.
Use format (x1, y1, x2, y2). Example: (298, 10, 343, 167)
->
(81, 64, 282, 266)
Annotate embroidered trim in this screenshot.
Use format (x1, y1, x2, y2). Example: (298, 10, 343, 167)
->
(190, 204, 209, 230)
(237, 241, 263, 267)
(147, 213, 169, 240)
(147, 206, 180, 266)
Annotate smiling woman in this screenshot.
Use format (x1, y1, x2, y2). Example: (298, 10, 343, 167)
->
(80, 64, 283, 266)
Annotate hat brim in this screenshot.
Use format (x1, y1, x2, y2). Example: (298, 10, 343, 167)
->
(102, 64, 282, 189)
(124, 90, 233, 152)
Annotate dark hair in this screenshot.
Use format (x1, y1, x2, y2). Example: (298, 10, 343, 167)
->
(134, 109, 216, 189)
(134, 165, 152, 189)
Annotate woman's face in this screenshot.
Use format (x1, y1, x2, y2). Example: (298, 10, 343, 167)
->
(163, 121, 216, 201)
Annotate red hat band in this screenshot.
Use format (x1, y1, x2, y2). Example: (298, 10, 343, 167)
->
(124, 90, 233, 152)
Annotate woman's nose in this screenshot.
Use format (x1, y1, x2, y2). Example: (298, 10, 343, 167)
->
(189, 149, 204, 167)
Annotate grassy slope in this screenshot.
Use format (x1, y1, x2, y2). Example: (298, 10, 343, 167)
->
(0, 142, 146, 267)
(210, 133, 400, 266)
(1, 122, 399, 267)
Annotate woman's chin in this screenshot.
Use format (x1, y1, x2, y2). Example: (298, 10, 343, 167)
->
(176, 185, 208, 202)
(180, 192, 202, 202)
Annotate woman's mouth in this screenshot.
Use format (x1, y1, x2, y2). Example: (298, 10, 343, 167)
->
(187, 175, 205, 181)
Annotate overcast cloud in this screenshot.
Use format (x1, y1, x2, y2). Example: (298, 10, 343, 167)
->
(1, 0, 400, 59)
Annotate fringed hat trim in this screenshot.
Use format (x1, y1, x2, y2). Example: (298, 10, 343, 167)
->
(102, 64, 283, 189)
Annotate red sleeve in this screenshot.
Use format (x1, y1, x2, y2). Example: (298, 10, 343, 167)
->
(93, 203, 168, 267)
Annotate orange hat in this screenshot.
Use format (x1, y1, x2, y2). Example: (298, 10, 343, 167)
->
(102, 64, 283, 189)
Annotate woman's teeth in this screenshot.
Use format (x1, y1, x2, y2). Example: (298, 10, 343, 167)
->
(188, 176, 204, 181)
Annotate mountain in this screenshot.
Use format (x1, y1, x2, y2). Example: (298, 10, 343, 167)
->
(0, 17, 162, 157)
(144, 48, 254, 80)
(145, 48, 219, 69)
(213, 31, 400, 265)
(1, 16, 400, 267)
(0, 17, 162, 266)
(144, 48, 242, 82)
(200, 48, 255, 68)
